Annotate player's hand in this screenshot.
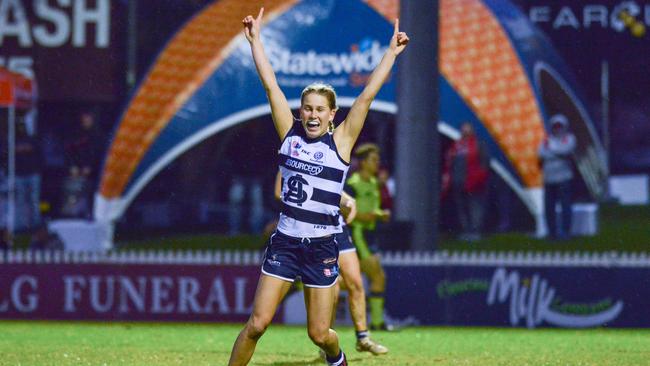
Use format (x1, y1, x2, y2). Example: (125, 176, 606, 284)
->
(242, 7, 264, 43)
(378, 209, 391, 222)
(390, 19, 409, 56)
(342, 198, 357, 224)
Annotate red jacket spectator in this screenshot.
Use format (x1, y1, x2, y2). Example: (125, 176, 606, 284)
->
(442, 124, 489, 195)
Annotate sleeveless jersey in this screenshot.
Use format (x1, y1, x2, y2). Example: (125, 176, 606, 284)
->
(277, 125, 350, 238)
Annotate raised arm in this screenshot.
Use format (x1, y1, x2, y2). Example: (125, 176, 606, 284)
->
(334, 19, 409, 159)
(243, 8, 294, 139)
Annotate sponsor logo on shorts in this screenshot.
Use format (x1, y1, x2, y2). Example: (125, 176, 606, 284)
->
(266, 254, 281, 267)
(323, 266, 339, 277)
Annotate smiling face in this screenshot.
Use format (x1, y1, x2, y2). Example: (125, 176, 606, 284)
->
(300, 92, 337, 139)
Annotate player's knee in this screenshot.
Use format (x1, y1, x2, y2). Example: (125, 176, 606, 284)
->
(245, 317, 270, 340)
(307, 327, 330, 347)
(346, 276, 364, 295)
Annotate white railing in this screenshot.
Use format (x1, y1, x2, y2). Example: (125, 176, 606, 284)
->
(2, 249, 650, 267)
(0, 249, 264, 266)
(381, 250, 650, 267)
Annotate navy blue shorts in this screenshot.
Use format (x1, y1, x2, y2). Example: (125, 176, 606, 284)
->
(261, 230, 340, 288)
(336, 225, 356, 254)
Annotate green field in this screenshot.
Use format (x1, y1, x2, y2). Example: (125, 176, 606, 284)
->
(1, 321, 648, 365)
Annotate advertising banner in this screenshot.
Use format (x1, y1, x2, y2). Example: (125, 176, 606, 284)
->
(97, 0, 396, 215)
(386, 265, 650, 328)
(0, 0, 125, 101)
(2, 259, 649, 327)
(0, 263, 266, 322)
(515, 0, 650, 173)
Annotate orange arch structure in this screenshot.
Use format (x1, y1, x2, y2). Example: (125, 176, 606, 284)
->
(96, 0, 604, 241)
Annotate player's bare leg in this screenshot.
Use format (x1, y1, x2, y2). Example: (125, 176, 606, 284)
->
(305, 286, 347, 365)
(340, 251, 388, 354)
(339, 251, 368, 331)
(330, 280, 341, 326)
(228, 275, 292, 366)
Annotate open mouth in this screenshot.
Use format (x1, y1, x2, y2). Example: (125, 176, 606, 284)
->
(306, 120, 320, 130)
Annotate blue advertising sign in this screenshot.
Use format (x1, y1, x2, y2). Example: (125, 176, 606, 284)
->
(386, 266, 649, 328)
(129, 0, 395, 197)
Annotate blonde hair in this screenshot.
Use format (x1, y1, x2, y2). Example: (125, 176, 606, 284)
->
(301, 83, 337, 110)
(354, 143, 380, 161)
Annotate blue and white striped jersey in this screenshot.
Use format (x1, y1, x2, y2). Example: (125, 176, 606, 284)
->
(276, 125, 350, 238)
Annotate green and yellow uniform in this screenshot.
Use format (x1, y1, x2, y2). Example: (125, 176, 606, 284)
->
(345, 172, 382, 260)
(345, 171, 387, 328)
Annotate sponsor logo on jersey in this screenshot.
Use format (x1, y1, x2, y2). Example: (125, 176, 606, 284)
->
(285, 159, 324, 176)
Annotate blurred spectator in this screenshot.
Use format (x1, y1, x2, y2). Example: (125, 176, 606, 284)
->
(488, 174, 514, 232)
(378, 167, 394, 211)
(29, 223, 64, 251)
(442, 122, 490, 242)
(65, 111, 104, 182)
(59, 166, 91, 218)
(223, 125, 271, 235)
(40, 127, 66, 169)
(15, 122, 42, 230)
(539, 114, 576, 240)
(228, 176, 264, 235)
(64, 111, 104, 215)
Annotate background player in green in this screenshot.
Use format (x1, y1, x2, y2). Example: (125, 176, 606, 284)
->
(345, 143, 393, 331)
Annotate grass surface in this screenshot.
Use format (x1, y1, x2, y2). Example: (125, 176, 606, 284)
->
(1, 321, 649, 365)
(439, 204, 650, 252)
